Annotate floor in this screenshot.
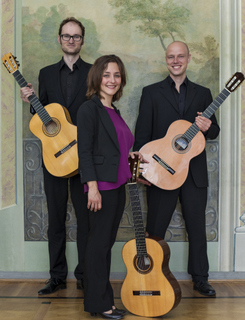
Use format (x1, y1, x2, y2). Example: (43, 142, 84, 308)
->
(0, 279, 245, 319)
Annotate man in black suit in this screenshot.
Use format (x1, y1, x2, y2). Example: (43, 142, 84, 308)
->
(133, 41, 220, 296)
(20, 17, 92, 295)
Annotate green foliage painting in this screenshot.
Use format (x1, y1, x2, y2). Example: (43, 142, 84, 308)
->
(22, 0, 219, 242)
(22, 0, 219, 135)
(108, 0, 191, 50)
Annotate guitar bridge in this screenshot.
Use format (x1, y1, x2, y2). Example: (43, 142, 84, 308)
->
(55, 140, 77, 158)
(152, 154, 175, 175)
(133, 291, 161, 296)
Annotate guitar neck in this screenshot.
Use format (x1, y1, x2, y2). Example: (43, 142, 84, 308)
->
(12, 70, 52, 126)
(183, 87, 230, 142)
(128, 183, 147, 257)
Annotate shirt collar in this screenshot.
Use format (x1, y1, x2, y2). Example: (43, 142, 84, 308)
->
(59, 56, 82, 70)
(168, 75, 188, 88)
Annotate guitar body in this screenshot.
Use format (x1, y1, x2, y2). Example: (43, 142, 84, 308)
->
(29, 103, 78, 178)
(121, 236, 181, 317)
(140, 119, 205, 190)
(2, 53, 244, 181)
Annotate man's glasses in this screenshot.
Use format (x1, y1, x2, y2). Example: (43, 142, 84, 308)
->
(60, 34, 83, 42)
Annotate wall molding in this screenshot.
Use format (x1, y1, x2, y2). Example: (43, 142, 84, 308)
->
(219, 0, 242, 271)
(1, 271, 245, 280)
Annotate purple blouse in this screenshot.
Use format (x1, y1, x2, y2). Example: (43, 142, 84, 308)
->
(84, 106, 134, 192)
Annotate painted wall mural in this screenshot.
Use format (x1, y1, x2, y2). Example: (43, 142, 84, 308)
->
(22, 0, 220, 242)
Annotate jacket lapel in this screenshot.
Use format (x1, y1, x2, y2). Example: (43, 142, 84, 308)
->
(91, 96, 120, 151)
(159, 78, 179, 113)
(185, 80, 197, 114)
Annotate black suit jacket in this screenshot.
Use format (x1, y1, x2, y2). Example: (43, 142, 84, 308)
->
(133, 77, 220, 188)
(34, 57, 91, 125)
(77, 95, 122, 184)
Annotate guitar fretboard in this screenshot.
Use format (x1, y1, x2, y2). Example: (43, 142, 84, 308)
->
(12, 70, 52, 126)
(128, 183, 147, 257)
(182, 88, 230, 142)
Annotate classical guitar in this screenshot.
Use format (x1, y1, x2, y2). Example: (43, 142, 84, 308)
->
(139, 72, 245, 190)
(2, 52, 78, 178)
(121, 156, 181, 317)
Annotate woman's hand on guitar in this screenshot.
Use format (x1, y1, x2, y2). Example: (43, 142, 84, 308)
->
(87, 181, 102, 212)
(195, 112, 211, 133)
(128, 152, 152, 186)
(20, 83, 35, 103)
(128, 151, 145, 162)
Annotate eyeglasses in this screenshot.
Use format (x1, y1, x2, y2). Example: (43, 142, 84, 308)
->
(60, 34, 83, 42)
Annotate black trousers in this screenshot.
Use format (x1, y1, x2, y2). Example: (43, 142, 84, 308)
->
(84, 185, 126, 313)
(43, 166, 89, 280)
(146, 171, 209, 282)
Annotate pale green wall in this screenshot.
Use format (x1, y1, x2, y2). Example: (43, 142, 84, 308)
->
(0, 0, 25, 273)
(0, 0, 241, 278)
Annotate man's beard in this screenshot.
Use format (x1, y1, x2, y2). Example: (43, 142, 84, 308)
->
(62, 47, 81, 55)
(60, 41, 82, 55)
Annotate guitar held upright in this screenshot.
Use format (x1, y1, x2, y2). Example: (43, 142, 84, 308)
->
(121, 156, 181, 317)
(2, 52, 79, 178)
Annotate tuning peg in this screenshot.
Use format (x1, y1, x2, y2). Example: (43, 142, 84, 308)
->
(14, 56, 20, 65)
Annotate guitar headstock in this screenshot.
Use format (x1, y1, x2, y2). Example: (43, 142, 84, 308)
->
(128, 155, 140, 184)
(226, 72, 245, 92)
(2, 52, 20, 74)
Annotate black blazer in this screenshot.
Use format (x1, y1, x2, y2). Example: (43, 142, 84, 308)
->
(35, 57, 92, 125)
(77, 95, 122, 184)
(133, 77, 220, 188)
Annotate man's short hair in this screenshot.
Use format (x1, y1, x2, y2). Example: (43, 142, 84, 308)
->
(58, 17, 85, 37)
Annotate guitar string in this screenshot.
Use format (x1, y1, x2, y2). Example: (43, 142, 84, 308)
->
(13, 70, 53, 126)
(183, 88, 230, 142)
(129, 183, 147, 295)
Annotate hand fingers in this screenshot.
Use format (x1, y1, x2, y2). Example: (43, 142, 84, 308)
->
(21, 90, 32, 97)
(88, 201, 97, 212)
(20, 84, 35, 102)
(87, 199, 102, 212)
(129, 151, 149, 163)
(141, 157, 149, 164)
(195, 116, 211, 132)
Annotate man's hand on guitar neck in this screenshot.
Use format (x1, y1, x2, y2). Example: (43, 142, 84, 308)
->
(195, 112, 212, 133)
(20, 83, 35, 103)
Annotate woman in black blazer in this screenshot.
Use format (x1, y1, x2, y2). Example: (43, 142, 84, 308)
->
(77, 55, 143, 319)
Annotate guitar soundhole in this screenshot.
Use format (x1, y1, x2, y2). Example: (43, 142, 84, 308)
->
(43, 118, 61, 137)
(134, 254, 153, 274)
(172, 135, 191, 154)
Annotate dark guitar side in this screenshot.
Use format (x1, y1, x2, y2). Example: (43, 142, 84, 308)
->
(121, 236, 181, 317)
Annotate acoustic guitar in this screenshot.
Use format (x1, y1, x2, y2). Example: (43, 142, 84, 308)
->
(121, 156, 181, 317)
(139, 72, 245, 190)
(2, 52, 78, 178)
